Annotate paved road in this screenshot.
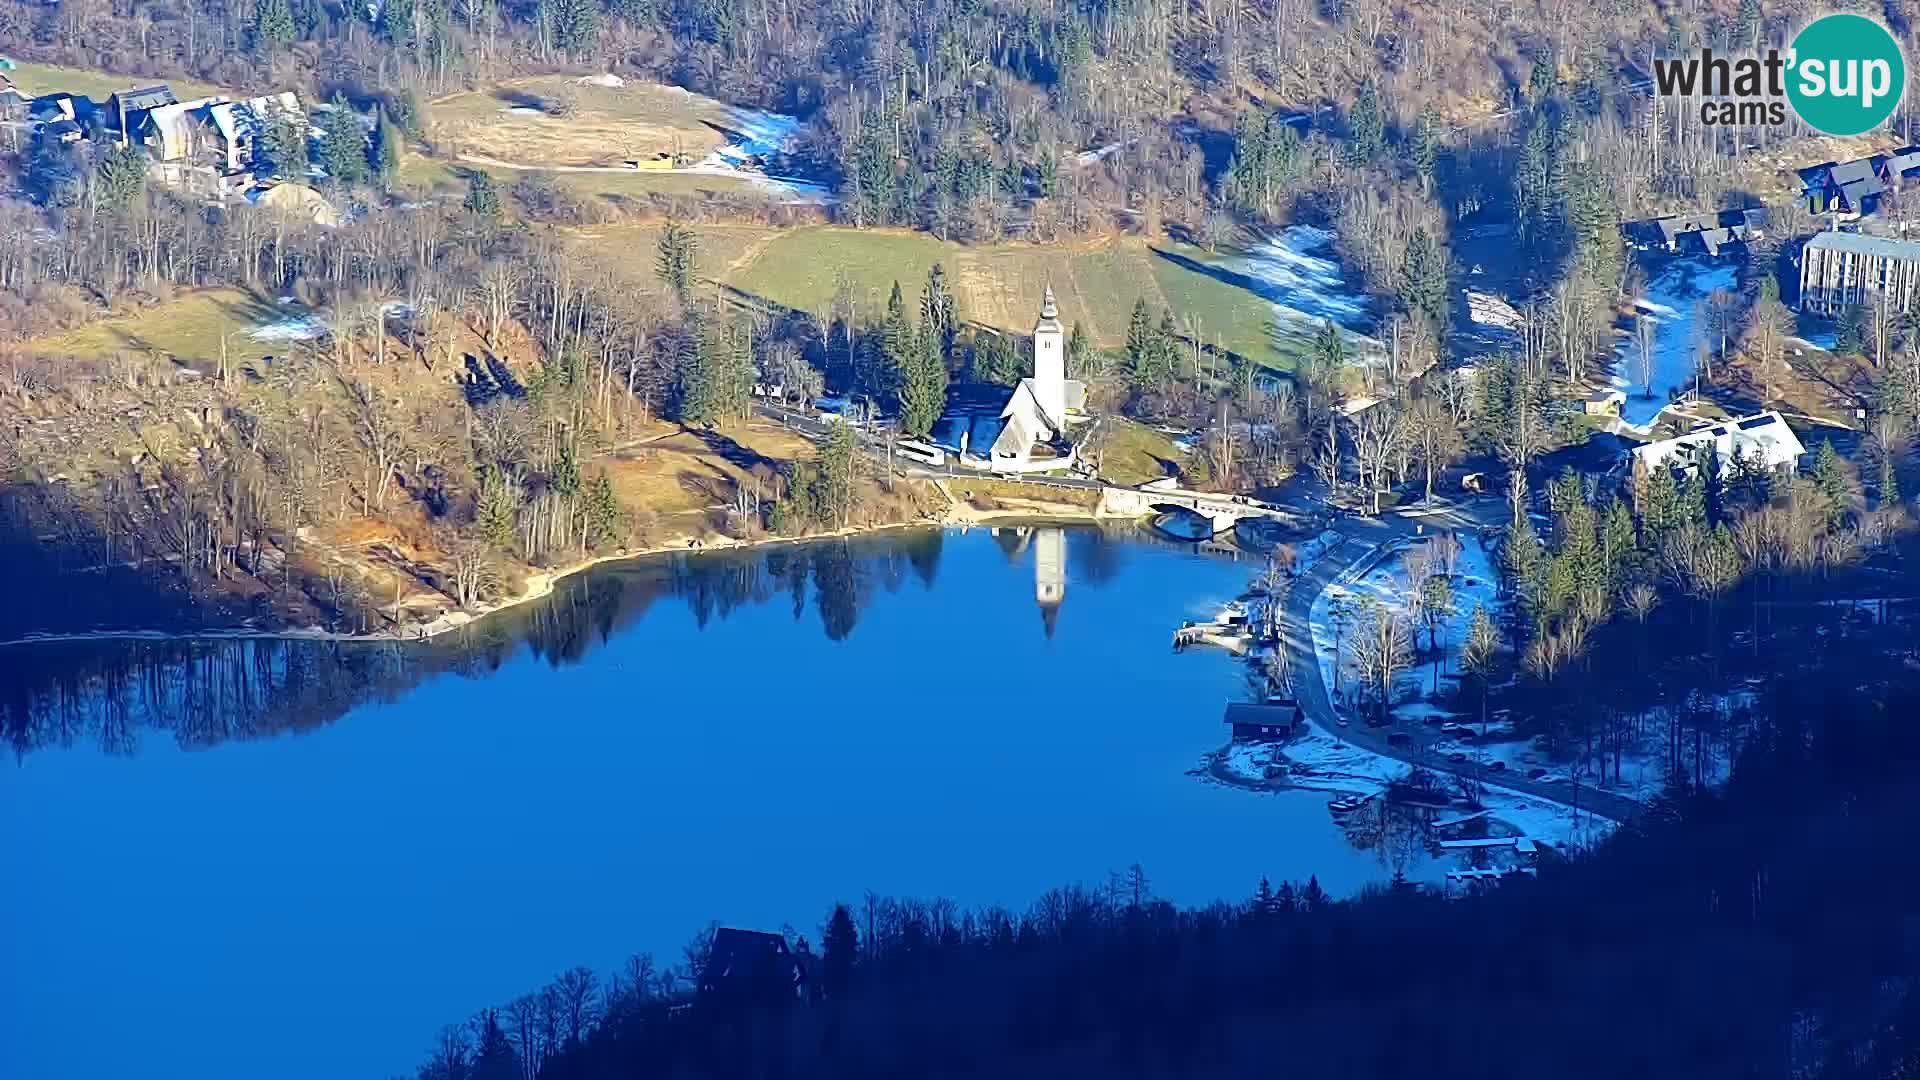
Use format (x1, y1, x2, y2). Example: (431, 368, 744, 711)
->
(1280, 522, 1643, 825)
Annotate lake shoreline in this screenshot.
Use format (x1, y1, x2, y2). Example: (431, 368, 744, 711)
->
(0, 498, 1115, 651)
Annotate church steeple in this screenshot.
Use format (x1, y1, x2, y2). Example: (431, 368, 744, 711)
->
(1031, 284, 1065, 425)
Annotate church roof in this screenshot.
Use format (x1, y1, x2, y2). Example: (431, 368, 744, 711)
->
(1002, 378, 1065, 435)
(1034, 284, 1063, 335)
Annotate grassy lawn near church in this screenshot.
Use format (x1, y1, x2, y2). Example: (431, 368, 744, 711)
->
(580, 225, 1304, 371)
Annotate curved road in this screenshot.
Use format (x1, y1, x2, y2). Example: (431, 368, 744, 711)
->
(1280, 523, 1643, 825)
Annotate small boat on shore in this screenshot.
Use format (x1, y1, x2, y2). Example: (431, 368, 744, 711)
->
(1328, 793, 1374, 815)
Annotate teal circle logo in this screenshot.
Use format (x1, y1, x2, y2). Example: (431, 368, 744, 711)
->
(1787, 14, 1906, 136)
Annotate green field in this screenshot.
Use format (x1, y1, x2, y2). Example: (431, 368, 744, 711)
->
(643, 226, 1301, 369)
(5, 60, 232, 102)
(398, 152, 777, 204)
(35, 289, 297, 362)
(1098, 417, 1187, 486)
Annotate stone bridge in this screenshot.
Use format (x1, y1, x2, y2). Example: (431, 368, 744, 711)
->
(1096, 484, 1302, 534)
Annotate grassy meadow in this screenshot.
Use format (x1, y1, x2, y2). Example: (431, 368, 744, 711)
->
(6, 61, 232, 102)
(581, 225, 1302, 370)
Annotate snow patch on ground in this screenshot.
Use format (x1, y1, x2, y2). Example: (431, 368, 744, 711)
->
(677, 107, 834, 202)
(249, 304, 328, 342)
(1479, 787, 1617, 852)
(576, 73, 624, 88)
(1613, 258, 1738, 426)
(1466, 289, 1524, 331)
(1307, 531, 1498, 707)
(1227, 225, 1382, 361)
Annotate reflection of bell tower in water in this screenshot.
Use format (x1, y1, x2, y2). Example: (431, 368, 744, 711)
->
(1034, 527, 1066, 639)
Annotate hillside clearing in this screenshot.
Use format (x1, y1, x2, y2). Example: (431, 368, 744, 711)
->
(582, 225, 1308, 370)
(4, 61, 232, 102)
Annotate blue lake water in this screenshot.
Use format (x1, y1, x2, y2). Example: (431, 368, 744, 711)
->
(3, 526, 1417, 1080)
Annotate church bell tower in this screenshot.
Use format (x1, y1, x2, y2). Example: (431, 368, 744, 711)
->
(1032, 285, 1066, 427)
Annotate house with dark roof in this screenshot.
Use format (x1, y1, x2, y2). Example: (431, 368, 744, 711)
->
(105, 84, 176, 143)
(1226, 701, 1304, 740)
(28, 91, 93, 127)
(1626, 207, 1767, 256)
(697, 928, 808, 1007)
(1815, 158, 1888, 214)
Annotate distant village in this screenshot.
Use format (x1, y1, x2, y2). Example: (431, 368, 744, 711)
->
(0, 68, 341, 225)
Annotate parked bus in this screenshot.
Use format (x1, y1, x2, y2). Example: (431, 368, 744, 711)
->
(894, 440, 947, 467)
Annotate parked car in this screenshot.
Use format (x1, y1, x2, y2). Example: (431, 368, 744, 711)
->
(1387, 731, 1412, 747)
(1423, 714, 1446, 727)
(1446, 751, 1469, 765)
(1440, 723, 1470, 736)
(1488, 760, 1508, 772)
(1526, 767, 1549, 780)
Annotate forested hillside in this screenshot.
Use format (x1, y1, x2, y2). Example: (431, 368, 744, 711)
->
(7, 0, 1909, 235)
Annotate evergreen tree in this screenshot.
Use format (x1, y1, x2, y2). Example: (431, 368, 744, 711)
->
(1124, 299, 1155, 377)
(822, 903, 859, 999)
(1835, 304, 1869, 357)
(582, 471, 625, 548)
(1067, 321, 1093, 379)
(1227, 112, 1303, 215)
(920, 263, 955, 360)
(971, 332, 1023, 387)
(1253, 876, 1276, 917)
(477, 469, 521, 552)
(901, 297, 950, 438)
(470, 1011, 522, 1080)
(291, 0, 322, 36)
(377, 0, 415, 44)
(253, 0, 296, 50)
(880, 281, 914, 408)
(259, 116, 309, 177)
(371, 106, 403, 182)
(463, 171, 502, 219)
(1600, 498, 1639, 588)
(1810, 440, 1852, 526)
(550, 0, 600, 52)
(315, 96, 369, 185)
(1345, 81, 1385, 165)
(1562, 158, 1620, 280)
(1398, 227, 1447, 328)
(1312, 319, 1349, 372)
(1636, 464, 1685, 545)
(1514, 120, 1553, 248)
(1503, 516, 1545, 610)
(94, 144, 148, 214)
(1155, 310, 1182, 382)
(656, 220, 699, 300)
(814, 419, 858, 528)
(1529, 53, 1557, 102)
(1407, 108, 1439, 191)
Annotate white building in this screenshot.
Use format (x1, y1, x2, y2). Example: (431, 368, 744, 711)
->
(989, 286, 1087, 466)
(1629, 411, 1807, 482)
(1799, 230, 1920, 316)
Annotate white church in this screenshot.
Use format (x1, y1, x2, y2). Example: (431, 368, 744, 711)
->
(981, 286, 1088, 469)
